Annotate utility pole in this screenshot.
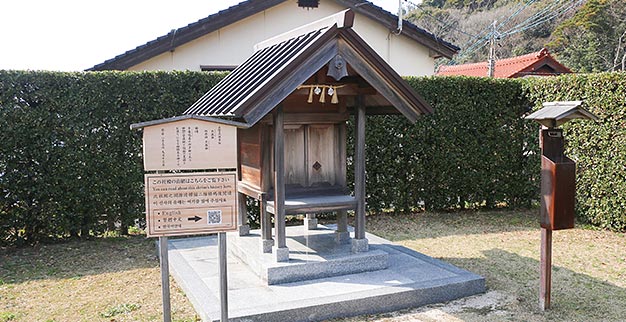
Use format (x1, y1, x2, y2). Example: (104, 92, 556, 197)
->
(488, 20, 497, 78)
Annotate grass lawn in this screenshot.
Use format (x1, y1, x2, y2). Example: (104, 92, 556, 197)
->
(349, 209, 626, 322)
(0, 236, 198, 322)
(1, 209, 625, 321)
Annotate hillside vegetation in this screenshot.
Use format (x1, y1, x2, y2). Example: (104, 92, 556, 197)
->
(408, 0, 626, 72)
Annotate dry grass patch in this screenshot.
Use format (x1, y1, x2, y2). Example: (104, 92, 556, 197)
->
(1, 210, 624, 322)
(0, 236, 197, 322)
(344, 209, 626, 322)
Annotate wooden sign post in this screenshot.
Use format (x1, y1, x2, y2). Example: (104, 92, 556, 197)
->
(525, 101, 598, 311)
(132, 115, 243, 322)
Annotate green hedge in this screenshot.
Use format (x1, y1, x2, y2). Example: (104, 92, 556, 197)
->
(1, 70, 624, 246)
(0, 70, 225, 245)
(521, 73, 626, 231)
(357, 77, 538, 212)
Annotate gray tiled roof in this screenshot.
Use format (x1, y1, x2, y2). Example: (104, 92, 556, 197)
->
(88, 0, 458, 71)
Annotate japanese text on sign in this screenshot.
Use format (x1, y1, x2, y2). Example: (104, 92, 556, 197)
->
(145, 172, 237, 237)
(143, 119, 236, 171)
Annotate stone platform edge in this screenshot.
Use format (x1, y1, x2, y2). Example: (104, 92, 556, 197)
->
(228, 233, 389, 285)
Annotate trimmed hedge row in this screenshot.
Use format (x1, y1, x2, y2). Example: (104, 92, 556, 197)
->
(357, 77, 538, 213)
(521, 73, 626, 231)
(0, 71, 624, 245)
(0, 71, 225, 245)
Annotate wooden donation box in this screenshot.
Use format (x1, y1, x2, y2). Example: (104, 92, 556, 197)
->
(135, 117, 239, 237)
(526, 101, 598, 230)
(526, 101, 597, 311)
(539, 129, 576, 230)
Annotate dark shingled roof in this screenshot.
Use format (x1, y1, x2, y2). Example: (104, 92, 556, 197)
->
(184, 10, 432, 126)
(88, 0, 458, 71)
(185, 29, 328, 118)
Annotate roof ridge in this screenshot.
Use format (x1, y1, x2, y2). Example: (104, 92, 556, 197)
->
(254, 9, 354, 51)
(87, 0, 458, 71)
(436, 48, 570, 78)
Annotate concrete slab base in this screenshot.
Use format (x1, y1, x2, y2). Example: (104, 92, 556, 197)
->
(229, 226, 388, 284)
(167, 225, 486, 322)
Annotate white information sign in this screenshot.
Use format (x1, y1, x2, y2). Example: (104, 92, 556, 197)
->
(142, 119, 237, 171)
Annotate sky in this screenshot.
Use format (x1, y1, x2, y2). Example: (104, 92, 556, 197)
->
(0, 0, 408, 71)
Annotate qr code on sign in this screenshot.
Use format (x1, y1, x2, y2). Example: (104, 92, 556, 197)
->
(207, 210, 222, 225)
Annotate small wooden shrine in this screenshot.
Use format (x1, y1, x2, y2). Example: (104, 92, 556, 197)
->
(184, 9, 432, 261)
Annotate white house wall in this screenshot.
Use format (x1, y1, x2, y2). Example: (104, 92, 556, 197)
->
(128, 1, 435, 76)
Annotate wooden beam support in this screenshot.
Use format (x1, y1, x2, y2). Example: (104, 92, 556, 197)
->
(273, 105, 288, 260)
(261, 112, 349, 125)
(354, 95, 366, 241)
(289, 84, 377, 96)
(237, 181, 263, 199)
(260, 193, 272, 239)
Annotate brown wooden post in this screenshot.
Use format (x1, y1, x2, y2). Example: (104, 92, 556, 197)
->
(352, 95, 368, 253)
(540, 227, 552, 310)
(335, 122, 349, 243)
(273, 105, 289, 261)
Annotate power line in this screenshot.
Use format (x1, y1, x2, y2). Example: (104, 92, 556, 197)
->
(502, 0, 584, 37)
(497, 0, 538, 31)
(405, 0, 481, 38)
(408, 0, 584, 66)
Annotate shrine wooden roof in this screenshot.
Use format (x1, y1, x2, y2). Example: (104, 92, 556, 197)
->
(183, 10, 432, 126)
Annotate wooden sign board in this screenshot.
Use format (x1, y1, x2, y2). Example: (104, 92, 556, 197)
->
(145, 172, 238, 237)
(142, 119, 237, 171)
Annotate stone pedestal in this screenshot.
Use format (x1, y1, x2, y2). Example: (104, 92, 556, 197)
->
(261, 239, 274, 253)
(351, 238, 369, 253)
(238, 224, 250, 236)
(304, 213, 318, 230)
(335, 231, 350, 244)
(228, 226, 387, 284)
(273, 246, 290, 262)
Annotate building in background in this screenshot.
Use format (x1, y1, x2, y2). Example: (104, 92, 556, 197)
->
(89, 0, 458, 76)
(436, 48, 571, 78)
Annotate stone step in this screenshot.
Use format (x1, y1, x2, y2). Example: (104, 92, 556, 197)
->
(228, 225, 388, 285)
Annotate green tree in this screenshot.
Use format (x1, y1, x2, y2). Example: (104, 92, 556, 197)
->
(548, 0, 626, 72)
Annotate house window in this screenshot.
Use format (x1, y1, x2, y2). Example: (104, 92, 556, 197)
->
(298, 0, 320, 9)
(200, 65, 237, 72)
